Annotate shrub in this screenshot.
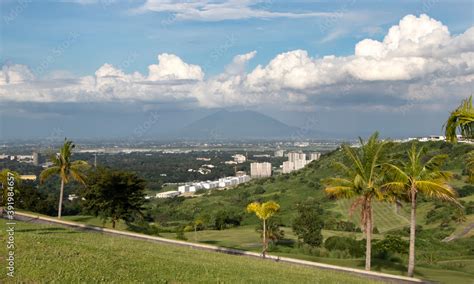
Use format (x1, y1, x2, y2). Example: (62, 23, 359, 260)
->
(254, 186, 266, 194)
(324, 236, 365, 257)
(373, 235, 408, 260)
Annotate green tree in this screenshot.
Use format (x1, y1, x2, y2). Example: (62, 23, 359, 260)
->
(382, 144, 458, 277)
(444, 96, 474, 142)
(323, 132, 388, 271)
(40, 139, 89, 218)
(292, 199, 324, 247)
(246, 201, 280, 258)
(81, 167, 146, 229)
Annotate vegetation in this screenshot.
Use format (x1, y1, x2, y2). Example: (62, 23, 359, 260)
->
(246, 201, 280, 258)
(39, 139, 89, 218)
(0, 219, 380, 284)
(382, 144, 458, 277)
(81, 167, 147, 228)
(323, 132, 389, 271)
(292, 199, 324, 247)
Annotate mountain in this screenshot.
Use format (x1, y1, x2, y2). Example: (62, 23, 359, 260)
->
(173, 110, 319, 140)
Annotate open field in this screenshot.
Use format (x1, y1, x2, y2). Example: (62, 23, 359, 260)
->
(0, 219, 384, 283)
(335, 200, 411, 233)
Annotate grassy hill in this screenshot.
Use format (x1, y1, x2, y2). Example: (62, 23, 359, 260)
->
(0, 219, 382, 283)
(14, 141, 474, 283)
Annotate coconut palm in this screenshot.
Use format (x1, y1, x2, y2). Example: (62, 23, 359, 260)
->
(323, 132, 388, 271)
(382, 144, 458, 277)
(246, 201, 280, 258)
(40, 139, 89, 218)
(444, 96, 474, 142)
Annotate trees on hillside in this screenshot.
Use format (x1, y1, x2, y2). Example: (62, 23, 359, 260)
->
(40, 139, 89, 218)
(81, 167, 146, 228)
(323, 132, 388, 271)
(382, 144, 458, 277)
(246, 201, 280, 258)
(292, 199, 324, 247)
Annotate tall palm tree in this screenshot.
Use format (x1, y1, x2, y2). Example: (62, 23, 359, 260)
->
(246, 201, 280, 258)
(444, 96, 474, 142)
(324, 132, 388, 271)
(40, 139, 89, 218)
(382, 144, 458, 277)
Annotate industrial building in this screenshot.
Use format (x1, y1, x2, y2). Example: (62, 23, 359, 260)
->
(177, 175, 251, 194)
(156, 190, 181, 198)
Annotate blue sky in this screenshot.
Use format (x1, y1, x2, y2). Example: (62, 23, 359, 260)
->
(1, 0, 473, 139)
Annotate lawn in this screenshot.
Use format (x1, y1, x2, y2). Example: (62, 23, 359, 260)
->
(0, 219, 382, 283)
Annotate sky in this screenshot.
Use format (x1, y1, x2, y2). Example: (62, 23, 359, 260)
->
(0, 0, 473, 140)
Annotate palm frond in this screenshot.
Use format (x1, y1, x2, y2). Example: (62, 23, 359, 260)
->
(39, 166, 60, 183)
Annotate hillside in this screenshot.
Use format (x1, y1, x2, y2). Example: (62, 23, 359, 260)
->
(143, 140, 474, 283)
(0, 219, 381, 283)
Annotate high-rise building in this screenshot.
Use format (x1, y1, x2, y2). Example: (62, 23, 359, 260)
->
(250, 162, 272, 178)
(288, 152, 306, 162)
(309, 152, 321, 161)
(274, 150, 284, 157)
(32, 151, 39, 166)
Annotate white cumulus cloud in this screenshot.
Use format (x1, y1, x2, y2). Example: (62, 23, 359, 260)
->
(1, 14, 473, 112)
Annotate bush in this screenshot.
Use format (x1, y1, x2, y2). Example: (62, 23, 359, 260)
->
(254, 186, 266, 194)
(176, 226, 187, 240)
(373, 235, 408, 260)
(324, 236, 365, 257)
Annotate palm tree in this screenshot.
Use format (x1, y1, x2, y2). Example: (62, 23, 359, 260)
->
(323, 132, 388, 271)
(40, 139, 89, 218)
(444, 96, 474, 142)
(382, 144, 458, 277)
(246, 201, 280, 258)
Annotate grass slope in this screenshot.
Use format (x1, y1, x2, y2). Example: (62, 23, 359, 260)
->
(0, 219, 382, 283)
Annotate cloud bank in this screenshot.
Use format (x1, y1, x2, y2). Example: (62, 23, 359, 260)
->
(132, 0, 335, 21)
(1, 14, 473, 112)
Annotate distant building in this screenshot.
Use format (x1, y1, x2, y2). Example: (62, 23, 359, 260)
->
(288, 152, 306, 162)
(32, 152, 39, 166)
(233, 154, 246, 163)
(283, 152, 312, 173)
(236, 171, 246, 177)
(274, 150, 284, 157)
(20, 175, 37, 181)
(156, 190, 180, 198)
(309, 152, 321, 161)
(250, 162, 272, 178)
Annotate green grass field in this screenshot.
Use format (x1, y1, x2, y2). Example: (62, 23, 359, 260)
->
(335, 200, 411, 233)
(0, 219, 383, 283)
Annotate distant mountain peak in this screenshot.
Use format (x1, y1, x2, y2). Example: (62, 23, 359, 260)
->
(175, 110, 301, 139)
